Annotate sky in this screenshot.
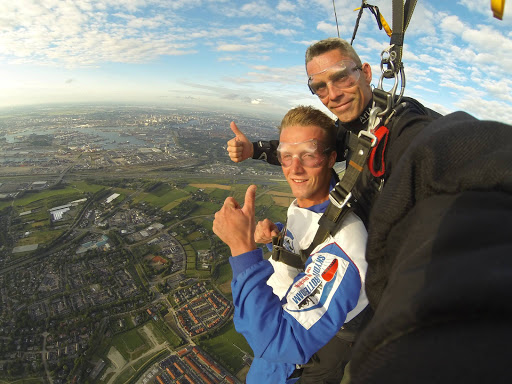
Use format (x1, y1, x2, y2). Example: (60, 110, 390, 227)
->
(0, 0, 511, 123)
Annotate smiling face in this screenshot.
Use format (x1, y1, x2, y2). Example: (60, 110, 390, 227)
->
(306, 49, 373, 123)
(280, 124, 336, 208)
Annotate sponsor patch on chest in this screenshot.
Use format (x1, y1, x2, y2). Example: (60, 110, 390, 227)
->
(284, 250, 349, 330)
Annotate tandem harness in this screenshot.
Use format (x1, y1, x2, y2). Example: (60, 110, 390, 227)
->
(273, 0, 418, 265)
(273, 6, 420, 379)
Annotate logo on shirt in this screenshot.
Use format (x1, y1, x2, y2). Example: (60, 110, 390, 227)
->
(284, 244, 350, 330)
(321, 259, 338, 282)
(291, 276, 323, 308)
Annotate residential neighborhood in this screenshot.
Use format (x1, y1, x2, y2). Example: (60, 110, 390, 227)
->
(0, 104, 289, 383)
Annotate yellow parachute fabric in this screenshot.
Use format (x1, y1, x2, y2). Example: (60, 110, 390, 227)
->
(491, 0, 505, 20)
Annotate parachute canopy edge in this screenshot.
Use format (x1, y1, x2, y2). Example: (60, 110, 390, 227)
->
(491, 0, 505, 20)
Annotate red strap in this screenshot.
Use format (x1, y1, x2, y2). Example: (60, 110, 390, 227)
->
(368, 125, 389, 177)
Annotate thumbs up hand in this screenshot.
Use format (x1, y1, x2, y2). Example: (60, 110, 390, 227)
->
(255, 219, 279, 244)
(227, 121, 254, 162)
(213, 185, 258, 256)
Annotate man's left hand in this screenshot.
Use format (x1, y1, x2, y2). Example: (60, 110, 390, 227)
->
(213, 185, 257, 256)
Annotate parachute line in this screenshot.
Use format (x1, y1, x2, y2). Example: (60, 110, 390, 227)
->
(332, 0, 340, 38)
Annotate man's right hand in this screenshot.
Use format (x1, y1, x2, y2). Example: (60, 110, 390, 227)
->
(213, 185, 257, 257)
(227, 121, 254, 163)
(255, 219, 279, 244)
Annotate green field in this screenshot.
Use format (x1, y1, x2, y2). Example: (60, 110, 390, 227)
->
(185, 269, 211, 278)
(214, 263, 233, 286)
(198, 321, 253, 374)
(18, 209, 48, 222)
(183, 185, 199, 193)
(183, 245, 195, 257)
(207, 188, 231, 201)
(134, 187, 189, 208)
(111, 328, 149, 360)
(3, 184, 90, 249)
(162, 195, 190, 211)
(191, 201, 218, 215)
(71, 180, 105, 194)
(191, 239, 210, 251)
(144, 321, 166, 344)
(12, 187, 83, 210)
(147, 320, 183, 348)
(16, 229, 64, 247)
(186, 231, 202, 242)
(147, 183, 174, 197)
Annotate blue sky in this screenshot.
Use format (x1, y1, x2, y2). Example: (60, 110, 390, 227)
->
(0, 0, 511, 122)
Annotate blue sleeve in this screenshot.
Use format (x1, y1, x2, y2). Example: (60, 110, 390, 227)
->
(231, 242, 362, 365)
(229, 248, 264, 278)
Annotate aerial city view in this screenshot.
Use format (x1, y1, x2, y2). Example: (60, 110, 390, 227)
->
(1, 0, 511, 384)
(0, 104, 291, 383)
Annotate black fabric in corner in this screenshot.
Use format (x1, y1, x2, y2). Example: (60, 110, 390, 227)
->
(350, 111, 512, 383)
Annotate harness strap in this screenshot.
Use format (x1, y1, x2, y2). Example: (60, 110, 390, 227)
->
(386, 0, 417, 78)
(271, 246, 307, 269)
(270, 226, 305, 269)
(300, 132, 374, 260)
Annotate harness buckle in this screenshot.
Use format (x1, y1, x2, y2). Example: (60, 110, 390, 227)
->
(329, 191, 352, 210)
(358, 129, 377, 147)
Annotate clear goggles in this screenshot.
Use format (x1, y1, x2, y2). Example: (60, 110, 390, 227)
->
(308, 60, 362, 98)
(277, 139, 331, 168)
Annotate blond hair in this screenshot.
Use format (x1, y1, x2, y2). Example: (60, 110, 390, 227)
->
(279, 106, 336, 151)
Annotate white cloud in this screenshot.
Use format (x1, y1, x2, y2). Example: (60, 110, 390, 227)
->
(406, 2, 437, 36)
(440, 15, 465, 34)
(316, 21, 339, 36)
(404, 64, 434, 84)
(458, 0, 495, 16)
(482, 80, 512, 102)
(455, 96, 512, 122)
(412, 84, 438, 93)
(275, 14, 304, 27)
(277, 0, 295, 12)
(0, 0, 509, 122)
(430, 66, 467, 84)
(0, 1, 202, 67)
(439, 80, 486, 98)
(240, 2, 273, 17)
(216, 43, 270, 53)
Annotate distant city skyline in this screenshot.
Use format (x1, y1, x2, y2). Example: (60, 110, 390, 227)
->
(0, 0, 511, 122)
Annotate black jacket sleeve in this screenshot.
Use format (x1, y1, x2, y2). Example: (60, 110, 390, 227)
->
(350, 111, 512, 384)
(252, 140, 280, 165)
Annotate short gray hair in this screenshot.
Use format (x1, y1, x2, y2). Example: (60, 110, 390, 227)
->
(305, 37, 362, 67)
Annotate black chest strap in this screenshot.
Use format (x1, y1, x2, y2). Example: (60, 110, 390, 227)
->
(306, 129, 375, 252)
(271, 229, 306, 269)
